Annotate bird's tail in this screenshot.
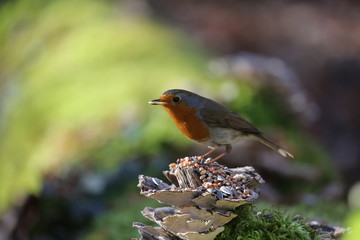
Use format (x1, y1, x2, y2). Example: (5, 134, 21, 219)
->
(254, 135, 294, 159)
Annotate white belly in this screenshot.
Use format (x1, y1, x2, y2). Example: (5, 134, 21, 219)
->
(202, 127, 246, 148)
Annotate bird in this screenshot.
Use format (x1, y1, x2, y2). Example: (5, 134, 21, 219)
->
(149, 89, 294, 163)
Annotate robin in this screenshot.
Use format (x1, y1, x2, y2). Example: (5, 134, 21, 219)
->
(149, 89, 293, 162)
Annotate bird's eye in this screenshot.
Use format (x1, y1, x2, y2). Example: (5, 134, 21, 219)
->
(172, 96, 181, 103)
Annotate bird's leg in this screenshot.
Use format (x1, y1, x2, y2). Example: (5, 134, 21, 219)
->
(206, 145, 232, 163)
(202, 148, 217, 159)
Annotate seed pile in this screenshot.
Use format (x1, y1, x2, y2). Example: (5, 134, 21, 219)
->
(169, 156, 264, 200)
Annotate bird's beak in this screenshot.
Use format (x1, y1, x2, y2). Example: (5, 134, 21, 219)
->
(148, 99, 165, 105)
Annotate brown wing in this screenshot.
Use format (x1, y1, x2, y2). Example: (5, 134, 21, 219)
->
(199, 99, 261, 135)
(199, 99, 294, 159)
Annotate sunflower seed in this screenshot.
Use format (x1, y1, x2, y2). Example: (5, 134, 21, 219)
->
(207, 188, 216, 193)
(217, 176, 225, 181)
(215, 190, 224, 200)
(220, 186, 232, 195)
(233, 173, 246, 179)
(152, 178, 160, 186)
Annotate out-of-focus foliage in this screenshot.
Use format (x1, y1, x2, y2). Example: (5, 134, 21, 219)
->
(0, 0, 335, 217)
(345, 210, 360, 240)
(345, 183, 360, 240)
(84, 187, 162, 240)
(0, 0, 220, 212)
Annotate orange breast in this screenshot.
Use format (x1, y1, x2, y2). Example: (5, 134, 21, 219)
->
(163, 104, 210, 142)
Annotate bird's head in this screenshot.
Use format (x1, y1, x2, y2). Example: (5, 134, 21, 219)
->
(148, 89, 201, 110)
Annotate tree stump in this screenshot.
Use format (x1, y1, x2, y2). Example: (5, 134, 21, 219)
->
(133, 156, 265, 240)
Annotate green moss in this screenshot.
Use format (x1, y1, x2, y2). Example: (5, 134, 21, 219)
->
(216, 204, 320, 240)
(256, 200, 348, 226)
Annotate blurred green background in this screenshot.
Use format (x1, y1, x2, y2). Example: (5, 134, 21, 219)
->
(1, 0, 360, 239)
(0, 0, 214, 209)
